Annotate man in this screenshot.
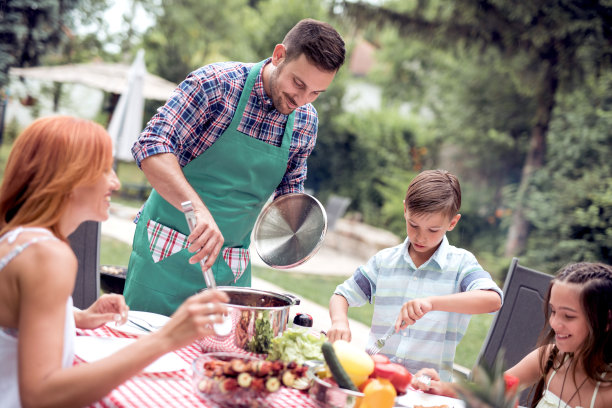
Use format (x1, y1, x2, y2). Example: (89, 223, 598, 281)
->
(123, 19, 345, 315)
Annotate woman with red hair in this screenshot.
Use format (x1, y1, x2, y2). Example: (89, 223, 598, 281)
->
(0, 116, 229, 408)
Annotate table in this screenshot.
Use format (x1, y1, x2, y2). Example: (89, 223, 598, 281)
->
(76, 326, 315, 408)
(77, 326, 467, 408)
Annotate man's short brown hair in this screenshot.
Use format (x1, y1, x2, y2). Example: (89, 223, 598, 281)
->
(282, 18, 345, 72)
(404, 169, 461, 219)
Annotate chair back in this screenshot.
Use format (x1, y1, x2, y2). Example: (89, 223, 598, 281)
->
(325, 195, 351, 230)
(475, 257, 553, 405)
(68, 221, 101, 309)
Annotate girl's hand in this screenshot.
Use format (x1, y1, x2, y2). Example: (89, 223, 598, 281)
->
(76, 294, 129, 329)
(411, 368, 457, 397)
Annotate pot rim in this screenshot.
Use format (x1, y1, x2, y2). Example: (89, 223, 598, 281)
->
(214, 286, 300, 308)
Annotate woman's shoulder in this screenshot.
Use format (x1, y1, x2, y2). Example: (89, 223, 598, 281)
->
(3, 228, 76, 278)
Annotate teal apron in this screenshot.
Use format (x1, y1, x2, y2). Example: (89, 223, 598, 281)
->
(124, 61, 294, 316)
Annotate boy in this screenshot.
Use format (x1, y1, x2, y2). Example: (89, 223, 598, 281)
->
(328, 169, 502, 381)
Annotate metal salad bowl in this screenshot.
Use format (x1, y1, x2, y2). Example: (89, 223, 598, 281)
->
(253, 193, 327, 269)
(307, 361, 364, 408)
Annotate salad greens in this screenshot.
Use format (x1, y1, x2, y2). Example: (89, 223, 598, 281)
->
(267, 327, 326, 364)
(247, 312, 274, 354)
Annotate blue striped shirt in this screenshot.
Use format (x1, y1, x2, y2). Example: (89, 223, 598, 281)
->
(131, 59, 318, 197)
(334, 236, 503, 381)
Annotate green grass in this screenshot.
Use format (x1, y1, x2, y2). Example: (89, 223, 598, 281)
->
(252, 267, 376, 326)
(100, 236, 133, 266)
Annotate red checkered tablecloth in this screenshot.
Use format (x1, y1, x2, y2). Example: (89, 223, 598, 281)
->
(77, 326, 316, 408)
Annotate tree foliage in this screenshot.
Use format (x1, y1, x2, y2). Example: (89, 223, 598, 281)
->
(524, 72, 612, 269)
(139, 0, 258, 83)
(0, 0, 110, 88)
(343, 0, 612, 260)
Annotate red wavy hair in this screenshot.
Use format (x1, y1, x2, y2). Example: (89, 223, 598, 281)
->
(0, 116, 113, 240)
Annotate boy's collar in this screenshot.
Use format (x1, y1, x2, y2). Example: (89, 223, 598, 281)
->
(403, 235, 450, 270)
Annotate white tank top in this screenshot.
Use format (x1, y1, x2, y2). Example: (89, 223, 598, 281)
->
(535, 363, 602, 408)
(0, 227, 76, 408)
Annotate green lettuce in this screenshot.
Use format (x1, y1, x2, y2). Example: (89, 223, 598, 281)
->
(267, 327, 325, 364)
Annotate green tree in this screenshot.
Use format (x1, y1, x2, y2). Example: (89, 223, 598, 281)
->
(140, 0, 258, 83)
(343, 0, 612, 257)
(525, 72, 612, 268)
(0, 0, 110, 88)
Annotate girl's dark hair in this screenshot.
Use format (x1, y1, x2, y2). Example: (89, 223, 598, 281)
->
(529, 262, 612, 407)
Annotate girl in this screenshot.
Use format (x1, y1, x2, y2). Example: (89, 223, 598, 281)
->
(0, 116, 229, 408)
(413, 262, 612, 407)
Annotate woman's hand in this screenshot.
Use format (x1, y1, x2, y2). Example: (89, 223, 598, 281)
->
(75, 294, 129, 329)
(155, 289, 230, 350)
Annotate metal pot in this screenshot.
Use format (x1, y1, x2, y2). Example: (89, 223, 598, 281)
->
(201, 286, 300, 353)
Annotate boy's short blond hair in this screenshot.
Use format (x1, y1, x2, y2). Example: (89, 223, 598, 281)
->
(404, 169, 461, 219)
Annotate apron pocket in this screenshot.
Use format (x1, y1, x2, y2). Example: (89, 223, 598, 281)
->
(222, 247, 250, 283)
(146, 219, 189, 263)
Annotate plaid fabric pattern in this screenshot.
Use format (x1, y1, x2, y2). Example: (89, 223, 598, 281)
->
(146, 220, 249, 280)
(146, 220, 188, 262)
(223, 247, 249, 283)
(131, 60, 318, 197)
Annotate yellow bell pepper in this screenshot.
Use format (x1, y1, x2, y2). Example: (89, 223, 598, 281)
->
(360, 378, 396, 408)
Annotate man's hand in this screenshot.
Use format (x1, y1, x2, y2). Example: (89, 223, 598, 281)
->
(187, 204, 224, 270)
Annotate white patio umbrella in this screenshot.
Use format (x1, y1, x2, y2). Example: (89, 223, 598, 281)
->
(107, 49, 146, 162)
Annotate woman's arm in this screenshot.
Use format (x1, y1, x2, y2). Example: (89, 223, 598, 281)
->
(17, 240, 228, 408)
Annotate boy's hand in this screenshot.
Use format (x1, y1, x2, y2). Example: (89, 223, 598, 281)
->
(326, 322, 352, 342)
(397, 298, 433, 328)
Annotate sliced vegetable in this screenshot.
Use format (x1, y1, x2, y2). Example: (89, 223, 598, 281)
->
(321, 342, 359, 391)
(247, 312, 274, 354)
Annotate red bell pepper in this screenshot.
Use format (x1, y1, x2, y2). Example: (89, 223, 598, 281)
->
(371, 360, 412, 394)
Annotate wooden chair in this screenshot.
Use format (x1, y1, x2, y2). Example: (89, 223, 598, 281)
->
(68, 221, 101, 309)
(474, 257, 553, 406)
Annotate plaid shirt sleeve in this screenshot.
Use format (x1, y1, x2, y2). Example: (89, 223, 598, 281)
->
(132, 61, 318, 197)
(131, 65, 229, 168)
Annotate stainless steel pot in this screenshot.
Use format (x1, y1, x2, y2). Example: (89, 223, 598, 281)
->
(202, 286, 300, 353)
